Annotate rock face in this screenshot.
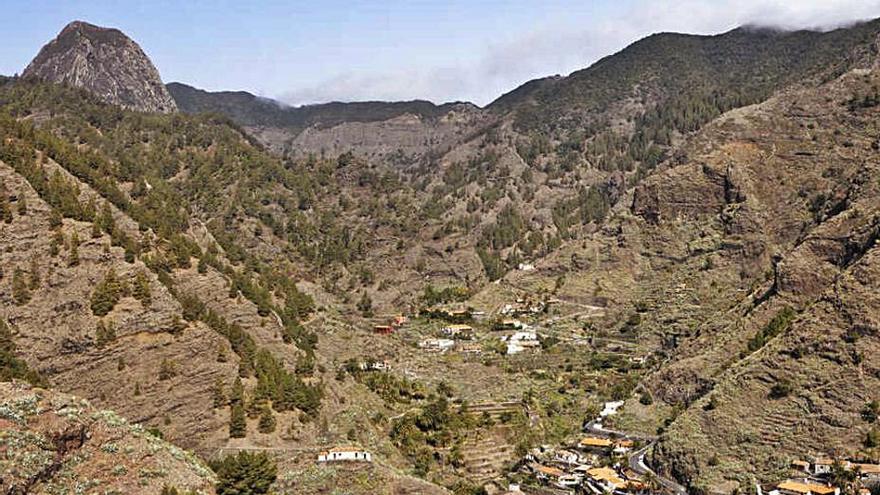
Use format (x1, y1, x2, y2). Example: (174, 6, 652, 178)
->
(0, 381, 216, 494)
(23, 21, 177, 113)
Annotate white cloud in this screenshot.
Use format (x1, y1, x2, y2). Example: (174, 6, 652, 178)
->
(279, 0, 880, 107)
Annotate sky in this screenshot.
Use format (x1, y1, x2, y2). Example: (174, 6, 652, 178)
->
(2, 0, 880, 107)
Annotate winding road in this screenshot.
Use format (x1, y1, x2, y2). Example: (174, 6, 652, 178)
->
(583, 420, 687, 495)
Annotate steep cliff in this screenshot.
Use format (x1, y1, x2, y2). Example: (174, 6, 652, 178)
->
(23, 21, 177, 113)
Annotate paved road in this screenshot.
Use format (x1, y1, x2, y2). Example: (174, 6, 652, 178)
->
(627, 445, 688, 495)
(582, 420, 685, 494)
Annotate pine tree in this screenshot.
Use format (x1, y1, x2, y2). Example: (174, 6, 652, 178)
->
(0, 181, 11, 224)
(98, 203, 115, 235)
(158, 358, 177, 381)
(258, 403, 276, 434)
(16, 190, 26, 216)
(49, 231, 61, 257)
(0, 318, 44, 385)
(90, 268, 120, 316)
(48, 208, 62, 229)
(96, 320, 116, 347)
(212, 378, 227, 408)
(211, 451, 277, 495)
(229, 403, 247, 438)
(230, 377, 245, 406)
(28, 256, 40, 290)
(132, 270, 152, 307)
(11, 268, 30, 305)
(134, 381, 141, 396)
(67, 231, 80, 267)
(357, 291, 373, 317)
(91, 221, 101, 239)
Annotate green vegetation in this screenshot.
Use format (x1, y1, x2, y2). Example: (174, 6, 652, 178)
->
(769, 378, 793, 399)
(95, 320, 116, 347)
(211, 451, 277, 495)
(11, 267, 31, 305)
(0, 180, 11, 223)
(257, 403, 276, 433)
(0, 318, 45, 386)
(90, 268, 126, 316)
(229, 403, 247, 438)
(745, 307, 796, 355)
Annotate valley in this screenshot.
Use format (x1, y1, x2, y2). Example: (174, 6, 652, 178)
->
(1, 14, 880, 495)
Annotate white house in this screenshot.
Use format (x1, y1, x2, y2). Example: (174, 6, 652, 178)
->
(359, 360, 391, 372)
(518, 262, 536, 271)
(441, 324, 474, 339)
(503, 331, 540, 355)
(600, 400, 625, 418)
(317, 447, 373, 463)
(419, 338, 455, 352)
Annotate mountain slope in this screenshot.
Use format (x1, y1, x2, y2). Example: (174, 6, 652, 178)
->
(642, 66, 880, 492)
(0, 381, 216, 494)
(23, 21, 177, 113)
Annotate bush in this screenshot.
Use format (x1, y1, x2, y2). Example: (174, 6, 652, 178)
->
(211, 451, 277, 495)
(769, 379, 793, 399)
(11, 268, 30, 305)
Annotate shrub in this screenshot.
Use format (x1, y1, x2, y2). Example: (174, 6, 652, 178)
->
(11, 268, 30, 305)
(769, 379, 793, 399)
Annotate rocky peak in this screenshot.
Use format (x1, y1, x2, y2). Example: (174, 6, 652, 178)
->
(23, 20, 177, 113)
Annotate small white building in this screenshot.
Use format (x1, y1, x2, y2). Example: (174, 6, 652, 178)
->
(359, 360, 391, 372)
(317, 447, 373, 463)
(600, 400, 625, 418)
(503, 331, 540, 355)
(419, 338, 455, 352)
(441, 324, 474, 339)
(518, 262, 536, 271)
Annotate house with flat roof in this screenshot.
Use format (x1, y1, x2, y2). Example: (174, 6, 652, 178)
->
(419, 338, 455, 352)
(441, 324, 474, 339)
(317, 446, 373, 463)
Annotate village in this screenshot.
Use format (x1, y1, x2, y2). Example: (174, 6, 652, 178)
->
(308, 290, 880, 495)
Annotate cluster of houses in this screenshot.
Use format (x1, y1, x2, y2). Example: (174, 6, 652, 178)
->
(758, 455, 880, 495)
(519, 435, 642, 494)
(757, 455, 880, 495)
(500, 298, 549, 317)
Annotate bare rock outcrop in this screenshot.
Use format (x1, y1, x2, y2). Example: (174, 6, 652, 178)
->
(0, 381, 216, 494)
(23, 21, 177, 113)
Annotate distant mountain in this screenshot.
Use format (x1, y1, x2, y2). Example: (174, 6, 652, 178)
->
(168, 81, 475, 132)
(487, 21, 880, 133)
(22, 20, 177, 113)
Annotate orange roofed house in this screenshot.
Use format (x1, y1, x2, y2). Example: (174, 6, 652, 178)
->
(774, 480, 839, 495)
(586, 466, 644, 493)
(579, 436, 613, 452)
(373, 325, 394, 335)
